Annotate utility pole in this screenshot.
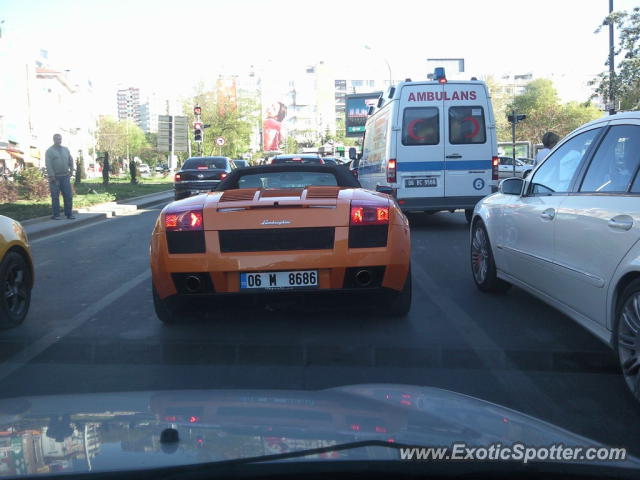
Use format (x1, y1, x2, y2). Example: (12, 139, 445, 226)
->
(170, 114, 175, 170)
(608, 0, 616, 115)
(512, 112, 517, 177)
(126, 118, 130, 163)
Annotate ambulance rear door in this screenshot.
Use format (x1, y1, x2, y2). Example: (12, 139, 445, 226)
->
(442, 82, 493, 198)
(395, 83, 445, 199)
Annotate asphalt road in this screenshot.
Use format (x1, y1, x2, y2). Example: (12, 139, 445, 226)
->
(1, 205, 639, 454)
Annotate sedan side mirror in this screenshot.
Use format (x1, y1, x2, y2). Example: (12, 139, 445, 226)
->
(499, 177, 524, 195)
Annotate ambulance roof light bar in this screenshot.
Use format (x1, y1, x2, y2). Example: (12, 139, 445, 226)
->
(434, 67, 447, 84)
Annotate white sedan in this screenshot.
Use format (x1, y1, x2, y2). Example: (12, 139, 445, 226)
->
(470, 112, 640, 401)
(497, 156, 533, 179)
(139, 163, 151, 175)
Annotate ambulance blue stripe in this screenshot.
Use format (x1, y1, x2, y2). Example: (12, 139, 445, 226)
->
(396, 160, 491, 171)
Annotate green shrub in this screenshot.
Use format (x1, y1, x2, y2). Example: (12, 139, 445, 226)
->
(0, 181, 19, 203)
(15, 167, 50, 200)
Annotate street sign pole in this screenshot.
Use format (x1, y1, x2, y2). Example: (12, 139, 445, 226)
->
(507, 111, 526, 177)
(511, 110, 517, 177)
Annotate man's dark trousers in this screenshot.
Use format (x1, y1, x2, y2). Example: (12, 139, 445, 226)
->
(50, 175, 73, 218)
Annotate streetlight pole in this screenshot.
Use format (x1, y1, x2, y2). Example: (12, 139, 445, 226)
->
(608, 0, 616, 115)
(363, 45, 393, 87)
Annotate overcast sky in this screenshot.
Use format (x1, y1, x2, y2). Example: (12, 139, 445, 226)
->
(2, 0, 636, 114)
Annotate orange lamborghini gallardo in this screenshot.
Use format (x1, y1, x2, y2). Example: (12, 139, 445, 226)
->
(150, 164, 411, 322)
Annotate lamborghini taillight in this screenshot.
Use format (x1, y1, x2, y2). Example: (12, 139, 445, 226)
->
(165, 209, 204, 232)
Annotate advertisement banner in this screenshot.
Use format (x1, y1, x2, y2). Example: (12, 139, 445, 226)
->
(216, 77, 238, 116)
(345, 92, 382, 137)
(262, 100, 287, 152)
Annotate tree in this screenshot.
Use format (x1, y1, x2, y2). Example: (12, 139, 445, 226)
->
(511, 79, 559, 113)
(125, 120, 147, 159)
(96, 116, 150, 171)
(183, 87, 258, 158)
(592, 7, 640, 111)
(96, 116, 125, 160)
(334, 117, 359, 147)
(138, 146, 165, 169)
(484, 76, 512, 142)
(284, 136, 298, 154)
(507, 79, 601, 145)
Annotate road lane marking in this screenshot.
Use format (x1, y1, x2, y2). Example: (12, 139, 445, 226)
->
(0, 269, 151, 383)
(411, 261, 565, 419)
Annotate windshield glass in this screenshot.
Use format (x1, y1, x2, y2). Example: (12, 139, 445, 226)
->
(182, 158, 228, 170)
(271, 156, 323, 164)
(1, 0, 639, 477)
(238, 171, 337, 188)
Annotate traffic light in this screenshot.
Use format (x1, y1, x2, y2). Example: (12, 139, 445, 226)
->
(507, 114, 527, 124)
(194, 106, 201, 116)
(194, 122, 203, 142)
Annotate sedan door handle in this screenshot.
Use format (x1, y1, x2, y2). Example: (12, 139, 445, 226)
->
(608, 215, 634, 231)
(540, 208, 556, 220)
(445, 154, 462, 159)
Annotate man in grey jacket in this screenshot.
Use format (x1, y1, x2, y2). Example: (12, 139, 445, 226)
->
(45, 134, 75, 220)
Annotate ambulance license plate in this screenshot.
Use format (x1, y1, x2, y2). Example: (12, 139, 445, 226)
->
(405, 177, 437, 188)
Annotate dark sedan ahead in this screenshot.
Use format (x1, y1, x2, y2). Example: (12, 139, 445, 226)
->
(174, 156, 234, 200)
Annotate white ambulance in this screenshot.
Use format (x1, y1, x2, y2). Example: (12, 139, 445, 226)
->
(354, 69, 499, 222)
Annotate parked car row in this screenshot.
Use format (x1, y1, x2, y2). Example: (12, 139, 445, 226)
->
(497, 156, 533, 179)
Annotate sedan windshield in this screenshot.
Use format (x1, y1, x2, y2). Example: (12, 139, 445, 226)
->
(271, 156, 323, 164)
(182, 158, 228, 170)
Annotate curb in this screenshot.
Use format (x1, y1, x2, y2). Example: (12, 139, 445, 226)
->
(27, 213, 110, 240)
(22, 190, 174, 240)
(21, 211, 81, 226)
(117, 190, 173, 209)
(19, 190, 173, 226)
(116, 189, 173, 206)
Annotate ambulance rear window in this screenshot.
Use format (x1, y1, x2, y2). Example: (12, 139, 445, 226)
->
(402, 108, 439, 146)
(449, 107, 486, 144)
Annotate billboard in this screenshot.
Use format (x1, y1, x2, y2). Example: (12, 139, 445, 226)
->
(262, 100, 288, 152)
(345, 92, 382, 137)
(216, 77, 237, 115)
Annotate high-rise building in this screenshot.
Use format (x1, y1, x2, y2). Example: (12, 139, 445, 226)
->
(116, 87, 141, 125)
(138, 92, 165, 134)
(284, 62, 337, 145)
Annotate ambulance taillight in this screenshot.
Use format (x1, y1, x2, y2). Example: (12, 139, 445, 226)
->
(492, 156, 499, 181)
(387, 159, 397, 183)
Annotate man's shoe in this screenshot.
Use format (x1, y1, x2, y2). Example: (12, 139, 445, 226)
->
(66, 215, 76, 220)
(51, 216, 61, 220)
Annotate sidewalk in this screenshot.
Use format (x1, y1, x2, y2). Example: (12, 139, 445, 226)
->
(22, 190, 173, 240)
